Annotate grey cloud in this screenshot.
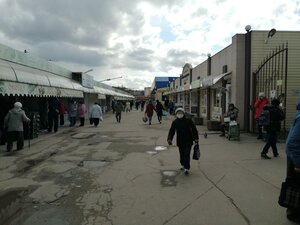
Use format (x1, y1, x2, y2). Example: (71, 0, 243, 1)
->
(192, 7, 208, 18)
(0, 0, 146, 47)
(34, 42, 108, 67)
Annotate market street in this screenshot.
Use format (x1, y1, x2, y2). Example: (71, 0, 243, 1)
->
(0, 109, 296, 225)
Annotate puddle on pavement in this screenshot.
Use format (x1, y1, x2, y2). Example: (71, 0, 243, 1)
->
(77, 160, 108, 168)
(0, 188, 31, 225)
(146, 146, 168, 155)
(146, 151, 158, 155)
(161, 170, 178, 187)
(155, 146, 168, 151)
(71, 133, 96, 139)
(17, 159, 45, 173)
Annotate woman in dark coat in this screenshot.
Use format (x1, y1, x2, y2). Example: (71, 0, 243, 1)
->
(167, 108, 199, 175)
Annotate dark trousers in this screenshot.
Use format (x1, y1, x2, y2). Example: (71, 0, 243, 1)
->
(70, 116, 76, 126)
(93, 118, 100, 127)
(262, 131, 278, 155)
(60, 114, 64, 126)
(7, 131, 24, 151)
(157, 113, 162, 123)
(116, 112, 121, 122)
(220, 123, 227, 134)
(79, 117, 85, 126)
(48, 111, 58, 132)
(178, 145, 192, 170)
(256, 119, 263, 137)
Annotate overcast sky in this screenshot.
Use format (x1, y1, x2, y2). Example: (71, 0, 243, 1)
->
(0, 0, 299, 90)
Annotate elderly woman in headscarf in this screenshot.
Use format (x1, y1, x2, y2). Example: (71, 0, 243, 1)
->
(4, 102, 30, 152)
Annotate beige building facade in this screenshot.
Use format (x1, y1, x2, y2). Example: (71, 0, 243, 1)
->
(165, 30, 300, 133)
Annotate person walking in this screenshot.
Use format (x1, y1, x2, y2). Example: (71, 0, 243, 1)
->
(115, 101, 123, 123)
(69, 100, 78, 127)
(141, 101, 145, 112)
(168, 100, 174, 115)
(59, 99, 65, 126)
(261, 98, 285, 159)
(254, 92, 270, 139)
(156, 100, 164, 124)
(4, 102, 30, 152)
(167, 108, 199, 175)
(284, 100, 300, 223)
(78, 101, 86, 126)
(90, 102, 102, 127)
(111, 100, 115, 114)
(145, 100, 156, 125)
(48, 97, 60, 132)
(125, 101, 131, 112)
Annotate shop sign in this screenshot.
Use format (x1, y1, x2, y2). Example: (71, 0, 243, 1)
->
(202, 77, 213, 87)
(82, 73, 94, 88)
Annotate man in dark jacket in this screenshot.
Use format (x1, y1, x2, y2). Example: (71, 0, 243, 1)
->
(167, 108, 199, 175)
(285, 100, 300, 223)
(155, 100, 164, 124)
(261, 98, 285, 159)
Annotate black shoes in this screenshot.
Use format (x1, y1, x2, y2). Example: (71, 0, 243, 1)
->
(261, 153, 271, 159)
(184, 169, 189, 176)
(219, 133, 225, 137)
(273, 153, 279, 158)
(257, 136, 263, 139)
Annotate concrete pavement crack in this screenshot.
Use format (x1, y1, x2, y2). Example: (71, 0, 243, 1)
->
(233, 161, 280, 190)
(199, 168, 251, 225)
(162, 186, 214, 225)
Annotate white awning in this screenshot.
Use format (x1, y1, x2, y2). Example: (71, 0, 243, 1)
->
(202, 72, 231, 88)
(0, 59, 84, 97)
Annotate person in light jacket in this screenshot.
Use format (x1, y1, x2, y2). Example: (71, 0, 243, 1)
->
(90, 102, 102, 127)
(285, 100, 300, 223)
(4, 102, 30, 152)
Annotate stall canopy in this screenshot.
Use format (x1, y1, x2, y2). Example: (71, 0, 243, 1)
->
(0, 59, 83, 97)
(0, 59, 134, 99)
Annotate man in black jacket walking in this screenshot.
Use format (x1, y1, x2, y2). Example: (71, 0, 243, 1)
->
(261, 98, 285, 159)
(167, 108, 199, 175)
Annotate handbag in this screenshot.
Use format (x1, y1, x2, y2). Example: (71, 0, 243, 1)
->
(278, 179, 300, 209)
(192, 143, 200, 160)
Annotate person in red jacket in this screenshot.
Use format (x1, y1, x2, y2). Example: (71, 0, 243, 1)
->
(254, 92, 269, 139)
(145, 100, 156, 125)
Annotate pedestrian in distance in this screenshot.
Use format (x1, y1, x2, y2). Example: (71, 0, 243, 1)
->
(90, 102, 102, 127)
(47, 97, 60, 132)
(260, 98, 285, 159)
(59, 99, 65, 126)
(125, 101, 131, 112)
(155, 100, 164, 124)
(69, 100, 78, 127)
(78, 101, 86, 126)
(141, 101, 145, 112)
(4, 102, 30, 152)
(254, 92, 270, 139)
(285, 100, 300, 221)
(115, 101, 124, 123)
(284, 100, 300, 223)
(168, 100, 174, 115)
(145, 100, 156, 125)
(167, 108, 199, 176)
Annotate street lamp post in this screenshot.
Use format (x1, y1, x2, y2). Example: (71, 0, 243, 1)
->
(98, 76, 123, 83)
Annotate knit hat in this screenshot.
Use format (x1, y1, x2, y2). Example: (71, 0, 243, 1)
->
(175, 107, 185, 114)
(258, 92, 265, 97)
(14, 102, 22, 108)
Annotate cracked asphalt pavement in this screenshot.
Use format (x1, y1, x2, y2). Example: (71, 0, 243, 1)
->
(0, 109, 296, 225)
